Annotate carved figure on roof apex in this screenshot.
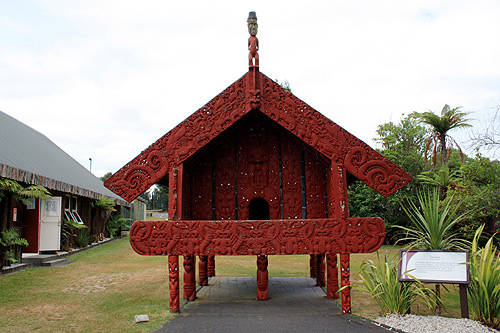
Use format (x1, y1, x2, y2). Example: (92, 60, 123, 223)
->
(248, 11, 259, 67)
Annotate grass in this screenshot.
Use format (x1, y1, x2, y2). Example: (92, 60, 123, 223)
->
(0, 238, 464, 332)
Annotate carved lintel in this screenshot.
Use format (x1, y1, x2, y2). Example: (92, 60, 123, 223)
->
(130, 218, 386, 256)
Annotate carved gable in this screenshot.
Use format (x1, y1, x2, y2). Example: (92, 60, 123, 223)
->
(105, 70, 412, 202)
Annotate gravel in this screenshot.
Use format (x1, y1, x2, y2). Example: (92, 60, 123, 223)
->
(375, 314, 499, 333)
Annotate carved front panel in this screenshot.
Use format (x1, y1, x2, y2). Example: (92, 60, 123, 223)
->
(281, 134, 302, 219)
(215, 138, 236, 220)
(305, 153, 327, 219)
(237, 118, 280, 219)
(129, 218, 385, 256)
(191, 156, 212, 220)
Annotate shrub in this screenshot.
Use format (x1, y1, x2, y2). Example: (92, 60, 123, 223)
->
(468, 225, 500, 329)
(355, 251, 438, 315)
(74, 229, 90, 248)
(0, 228, 28, 269)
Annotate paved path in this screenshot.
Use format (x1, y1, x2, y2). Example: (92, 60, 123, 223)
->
(155, 276, 391, 332)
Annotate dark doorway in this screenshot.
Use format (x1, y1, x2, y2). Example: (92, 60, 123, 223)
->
(249, 198, 270, 220)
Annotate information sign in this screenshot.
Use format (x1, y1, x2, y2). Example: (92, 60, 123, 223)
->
(399, 250, 469, 284)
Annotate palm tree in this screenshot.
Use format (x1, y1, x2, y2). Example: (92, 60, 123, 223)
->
(412, 104, 472, 168)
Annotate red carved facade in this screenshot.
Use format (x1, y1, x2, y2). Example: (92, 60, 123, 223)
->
(105, 66, 412, 314)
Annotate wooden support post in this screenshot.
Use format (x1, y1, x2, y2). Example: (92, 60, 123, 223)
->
(183, 255, 196, 301)
(459, 284, 469, 318)
(340, 253, 351, 314)
(310, 254, 317, 278)
(316, 254, 325, 287)
(327, 253, 339, 299)
(208, 255, 216, 277)
(168, 255, 180, 313)
(256, 255, 269, 300)
(198, 255, 208, 286)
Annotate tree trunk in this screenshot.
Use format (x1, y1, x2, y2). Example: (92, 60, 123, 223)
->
(440, 133, 447, 166)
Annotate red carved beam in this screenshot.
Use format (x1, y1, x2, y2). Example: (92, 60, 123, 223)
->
(129, 218, 385, 256)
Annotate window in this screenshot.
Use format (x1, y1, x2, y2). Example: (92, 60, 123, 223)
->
(64, 195, 84, 224)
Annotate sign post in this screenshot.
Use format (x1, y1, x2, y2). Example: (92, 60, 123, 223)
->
(399, 250, 469, 318)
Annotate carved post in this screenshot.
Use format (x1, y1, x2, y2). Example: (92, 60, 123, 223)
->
(316, 254, 325, 287)
(326, 161, 347, 301)
(208, 255, 216, 277)
(168, 255, 180, 313)
(256, 255, 269, 300)
(340, 253, 351, 314)
(310, 254, 317, 278)
(198, 255, 208, 286)
(183, 255, 196, 301)
(327, 254, 339, 299)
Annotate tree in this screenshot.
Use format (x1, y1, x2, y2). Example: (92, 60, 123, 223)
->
(470, 105, 500, 159)
(417, 165, 462, 199)
(148, 186, 168, 211)
(411, 104, 472, 168)
(100, 172, 113, 182)
(0, 178, 51, 205)
(452, 154, 500, 242)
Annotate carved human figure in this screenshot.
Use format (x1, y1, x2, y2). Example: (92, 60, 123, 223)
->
(183, 255, 196, 301)
(247, 11, 259, 67)
(198, 255, 208, 286)
(256, 255, 269, 300)
(168, 255, 180, 313)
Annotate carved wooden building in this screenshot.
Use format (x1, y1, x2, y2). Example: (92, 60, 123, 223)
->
(105, 13, 411, 313)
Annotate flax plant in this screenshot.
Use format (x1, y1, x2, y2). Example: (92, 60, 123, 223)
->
(469, 225, 500, 329)
(356, 252, 438, 315)
(398, 189, 470, 315)
(399, 189, 470, 250)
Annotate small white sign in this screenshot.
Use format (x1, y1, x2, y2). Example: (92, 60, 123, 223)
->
(44, 198, 60, 217)
(399, 250, 469, 284)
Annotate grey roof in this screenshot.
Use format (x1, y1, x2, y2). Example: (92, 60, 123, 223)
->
(0, 110, 127, 205)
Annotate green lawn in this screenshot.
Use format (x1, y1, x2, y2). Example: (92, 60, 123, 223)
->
(0, 237, 463, 332)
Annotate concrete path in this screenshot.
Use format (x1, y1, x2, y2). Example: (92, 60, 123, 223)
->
(155, 276, 392, 332)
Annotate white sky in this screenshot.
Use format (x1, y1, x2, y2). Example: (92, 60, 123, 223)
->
(1, 1, 499, 178)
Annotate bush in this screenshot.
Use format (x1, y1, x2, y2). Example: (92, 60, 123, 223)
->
(468, 225, 500, 329)
(106, 217, 131, 238)
(74, 229, 90, 248)
(355, 251, 439, 315)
